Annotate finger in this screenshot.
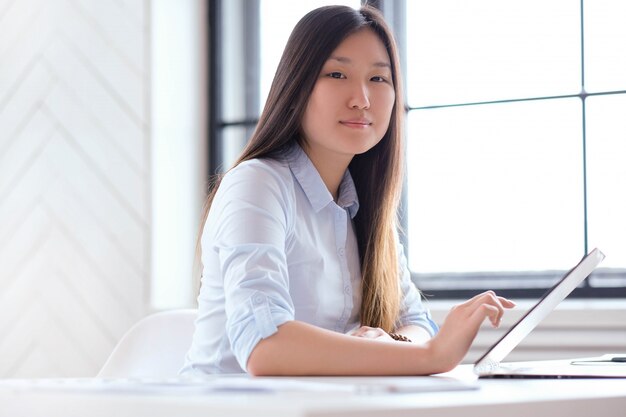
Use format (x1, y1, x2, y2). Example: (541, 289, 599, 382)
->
(361, 330, 384, 339)
(492, 296, 516, 324)
(465, 291, 504, 320)
(367, 328, 387, 338)
(470, 303, 501, 328)
(463, 291, 499, 310)
(352, 327, 387, 339)
(350, 326, 372, 337)
(464, 290, 496, 306)
(498, 296, 517, 308)
(466, 292, 516, 309)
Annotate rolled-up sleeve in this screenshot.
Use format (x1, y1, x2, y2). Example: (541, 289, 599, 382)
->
(210, 164, 296, 370)
(395, 241, 439, 336)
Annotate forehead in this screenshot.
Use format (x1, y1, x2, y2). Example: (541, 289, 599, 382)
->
(327, 28, 391, 65)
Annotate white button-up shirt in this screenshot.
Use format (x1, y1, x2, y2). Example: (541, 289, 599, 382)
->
(181, 144, 437, 375)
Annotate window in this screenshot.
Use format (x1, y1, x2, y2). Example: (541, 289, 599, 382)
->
(209, 0, 626, 298)
(404, 0, 626, 297)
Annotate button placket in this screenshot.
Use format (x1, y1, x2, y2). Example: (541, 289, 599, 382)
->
(333, 205, 354, 332)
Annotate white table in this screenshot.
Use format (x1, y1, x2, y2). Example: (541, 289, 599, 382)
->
(1, 366, 625, 417)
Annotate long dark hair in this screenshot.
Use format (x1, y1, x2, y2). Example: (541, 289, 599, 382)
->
(194, 5, 405, 332)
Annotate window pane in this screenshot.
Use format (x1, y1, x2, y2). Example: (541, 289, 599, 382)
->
(259, 0, 360, 113)
(584, 1, 626, 92)
(221, 126, 253, 171)
(221, 0, 251, 122)
(406, 99, 584, 274)
(587, 95, 626, 270)
(406, 0, 581, 107)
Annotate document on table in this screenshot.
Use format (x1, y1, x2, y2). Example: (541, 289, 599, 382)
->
(0, 375, 478, 395)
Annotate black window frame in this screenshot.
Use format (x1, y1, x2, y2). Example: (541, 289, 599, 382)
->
(207, 0, 626, 300)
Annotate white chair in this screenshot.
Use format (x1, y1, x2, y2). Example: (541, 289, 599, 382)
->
(98, 309, 198, 378)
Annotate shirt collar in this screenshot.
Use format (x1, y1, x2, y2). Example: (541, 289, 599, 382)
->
(287, 144, 360, 218)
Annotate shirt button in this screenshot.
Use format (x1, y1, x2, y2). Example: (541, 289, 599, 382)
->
(344, 285, 351, 294)
(253, 294, 264, 304)
(338, 248, 345, 257)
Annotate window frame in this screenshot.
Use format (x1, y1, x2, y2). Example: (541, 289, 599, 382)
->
(395, 0, 626, 299)
(207, 0, 626, 300)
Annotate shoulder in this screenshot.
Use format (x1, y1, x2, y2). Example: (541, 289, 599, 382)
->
(220, 157, 293, 194)
(213, 156, 297, 219)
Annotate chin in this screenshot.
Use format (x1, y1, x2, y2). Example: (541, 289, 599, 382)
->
(350, 138, 383, 155)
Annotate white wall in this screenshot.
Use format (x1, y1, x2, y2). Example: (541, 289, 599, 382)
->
(0, 0, 206, 378)
(150, 0, 207, 309)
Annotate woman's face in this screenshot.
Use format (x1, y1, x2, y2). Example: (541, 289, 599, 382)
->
(301, 28, 395, 165)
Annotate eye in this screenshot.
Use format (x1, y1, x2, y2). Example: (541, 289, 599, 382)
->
(326, 71, 346, 79)
(371, 76, 388, 83)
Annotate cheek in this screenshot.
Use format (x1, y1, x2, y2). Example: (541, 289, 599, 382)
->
(376, 90, 396, 132)
(303, 91, 332, 131)
(383, 90, 396, 117)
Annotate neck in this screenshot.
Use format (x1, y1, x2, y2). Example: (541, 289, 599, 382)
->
(302, 146, 352, 201)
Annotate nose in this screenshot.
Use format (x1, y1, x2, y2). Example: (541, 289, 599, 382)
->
(348, 82, 370, 110)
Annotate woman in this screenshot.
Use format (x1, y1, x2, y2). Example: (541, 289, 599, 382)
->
(181, 5, 514, 376)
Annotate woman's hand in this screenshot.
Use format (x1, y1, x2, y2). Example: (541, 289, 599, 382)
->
(426, 291, 516, 373)
(349, 326, 395, 342)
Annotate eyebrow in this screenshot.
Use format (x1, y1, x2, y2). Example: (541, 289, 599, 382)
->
(328, 56, 391, 69)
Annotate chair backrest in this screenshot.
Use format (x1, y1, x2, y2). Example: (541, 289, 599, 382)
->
(98, 309, 197, 378)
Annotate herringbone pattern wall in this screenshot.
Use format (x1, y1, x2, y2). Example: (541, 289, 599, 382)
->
(0, 0, 149, 377)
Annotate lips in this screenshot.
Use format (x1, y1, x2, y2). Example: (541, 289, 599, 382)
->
(339, 118, 372, 128)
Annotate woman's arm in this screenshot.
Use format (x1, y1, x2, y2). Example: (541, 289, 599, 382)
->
(247, 320, 435, 376)
(247, 291, 515, 376)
